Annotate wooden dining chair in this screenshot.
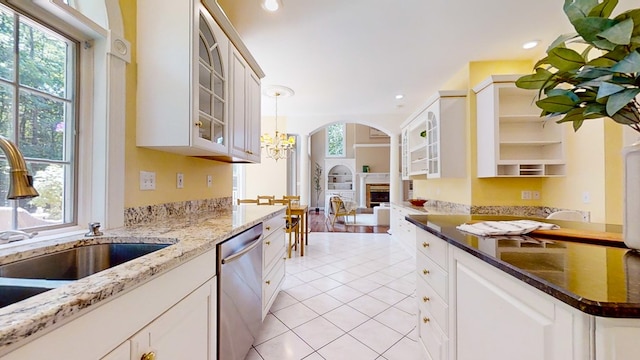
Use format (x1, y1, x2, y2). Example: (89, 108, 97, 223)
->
(257, 195, 275, 205)
(237, 198, 258, 205)
(271, 198, 300, 257)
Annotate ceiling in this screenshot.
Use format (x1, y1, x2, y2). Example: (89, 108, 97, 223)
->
(216, 0, 636, 122)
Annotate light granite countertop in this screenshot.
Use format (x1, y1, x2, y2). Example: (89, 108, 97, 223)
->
(0, 204, 286, 352)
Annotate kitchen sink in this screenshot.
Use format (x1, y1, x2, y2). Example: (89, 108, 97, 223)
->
(0, 243, 170, 308)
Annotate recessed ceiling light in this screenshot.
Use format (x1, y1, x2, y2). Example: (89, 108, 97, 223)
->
(522, 40, 539, 50)
(395, 94, 404, 100)
(262, 0, 281, 12)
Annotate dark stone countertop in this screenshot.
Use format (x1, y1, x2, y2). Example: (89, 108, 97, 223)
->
(406, 214, 640, 318)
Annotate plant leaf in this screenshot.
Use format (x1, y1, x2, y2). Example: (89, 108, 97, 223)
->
(597, 18, 634, 45)
(515, 69, 554, 90)
(606, 88, 640, 115)
(557, 107, 585, 123)
(611, 104, 640, 125)
(596, 82, 626, 99)
(592, 38, 618, 50)
(573, 119, 585, 131)
(547, 33, 580, 52)
(564, 0, 599, 23)
(589, 0, 618, 18)
(584, 103, 607, 116)
(611, 50, 640, 72)
(533, 56, 551, 69)
(536, 95, 579, 113)
(614, 9, 640, 37)
(548, 47, 586, 71)
(573, 17, 617, 42)
(576, 67, 613, 80)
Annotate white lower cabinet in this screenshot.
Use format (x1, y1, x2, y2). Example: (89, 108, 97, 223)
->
(392, 204, 422, 256)
(595, 317, 640, 360)
(129, 279, 216, 360)
(415, 226, 593, 360)
(262, 215, 286, 319)
(2, 249, 217, 360)
(453, 248, 590, 360)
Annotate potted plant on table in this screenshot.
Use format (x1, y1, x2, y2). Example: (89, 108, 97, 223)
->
(313, 162, 323, 213)
(515, 0, 640, 248)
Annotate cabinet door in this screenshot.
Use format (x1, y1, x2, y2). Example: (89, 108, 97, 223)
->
(245, 70, 262, 162)
(130, 279, 216, 360)
(194, 8, 228, 154)
(101, 341, 130, 360)
(454, 249, 590, 360)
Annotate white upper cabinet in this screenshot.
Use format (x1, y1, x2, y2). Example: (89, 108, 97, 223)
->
(473, 74, 566, 178)
(137, 0, 264, 162)
(229, 44, 261, 163)
(401, 90, 466, 179)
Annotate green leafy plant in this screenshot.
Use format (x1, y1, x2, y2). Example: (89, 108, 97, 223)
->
(313, 162, 323, 208)
(516, 0, 640, 132)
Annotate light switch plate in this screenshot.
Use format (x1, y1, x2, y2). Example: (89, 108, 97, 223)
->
(177, 173, 184, 189)
(140, 171, 156, 191)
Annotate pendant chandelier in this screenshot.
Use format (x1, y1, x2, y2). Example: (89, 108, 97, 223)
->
(260, 86, 295, 161)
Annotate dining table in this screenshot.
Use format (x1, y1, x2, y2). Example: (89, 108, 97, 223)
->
(289, 204, 308, 256)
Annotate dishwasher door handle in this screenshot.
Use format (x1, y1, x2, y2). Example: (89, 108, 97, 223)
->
(221, 235, 262, 264)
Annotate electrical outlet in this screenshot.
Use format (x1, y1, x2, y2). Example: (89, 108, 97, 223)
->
(177, 173, 184, 189)
(532, 191, 540, 200)
(582, 191, 591, 204)
(207, 175, 213, 188)
(140, 171, 156, 191)
(521, 191, 532, 200)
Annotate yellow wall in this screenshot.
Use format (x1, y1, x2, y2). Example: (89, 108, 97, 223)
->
(121, 0, 233, 208)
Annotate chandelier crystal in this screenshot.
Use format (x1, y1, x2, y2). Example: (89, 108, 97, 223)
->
(260, 87, 295, 161)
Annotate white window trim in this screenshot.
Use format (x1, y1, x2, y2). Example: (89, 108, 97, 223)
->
(325, 123, 346, 158)
(4, 0, 128, 235)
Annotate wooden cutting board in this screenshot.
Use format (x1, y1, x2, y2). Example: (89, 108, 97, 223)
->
(529, 228, 623, 245)
(465, 220, 624, 245)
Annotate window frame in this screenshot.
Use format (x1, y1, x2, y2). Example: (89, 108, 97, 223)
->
(0, 2, 80, 233)
(0, 0, 128, 245)
(325, 123, 346, 158)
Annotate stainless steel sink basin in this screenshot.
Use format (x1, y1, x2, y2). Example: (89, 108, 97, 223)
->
(0, 243, 170, 308)
(0, 284, 51, 308)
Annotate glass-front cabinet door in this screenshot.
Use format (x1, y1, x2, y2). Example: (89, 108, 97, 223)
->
(426, 111, 440, 177)
(195, 10, 227, 152)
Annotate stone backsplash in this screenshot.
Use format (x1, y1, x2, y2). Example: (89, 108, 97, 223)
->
(425, 199, 590, 221)
(124, 197, 233, 226)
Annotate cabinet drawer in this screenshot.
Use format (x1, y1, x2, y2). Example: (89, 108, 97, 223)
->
(417, 251, 448, 301)
(417, 276, 448, 333)
(263, 215, 284, 240)
(263, 257, 285, 316)
(419, 308, 448, 360)
(263, 228, 285, 273)
(416, 229, 448, 268)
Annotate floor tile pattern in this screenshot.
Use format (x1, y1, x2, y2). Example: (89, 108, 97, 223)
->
(246, 232, 424, 360)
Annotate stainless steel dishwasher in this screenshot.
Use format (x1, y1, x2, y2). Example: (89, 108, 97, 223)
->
(218, 223, 263, 360)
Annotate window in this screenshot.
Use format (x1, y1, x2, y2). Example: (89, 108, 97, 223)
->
(0, 3, 78, 232)
(326, 123, 345, 157)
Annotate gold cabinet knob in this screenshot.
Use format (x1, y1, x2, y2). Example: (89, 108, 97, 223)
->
(265, 226, 271, 230)
(265, 280, 271, 285)
(141, 352, 156, 360)
(422, 242, 429, 248)
(195, 121, 203, 127)
(422, 296, 430, 302)
(422, 269, 430, 275)
(246, 150, 254, 155)
(265, 241, 271, 245)
(423, 317, 430, 323)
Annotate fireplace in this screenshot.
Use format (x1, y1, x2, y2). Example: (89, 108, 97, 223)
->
(366, 184, 390, 208)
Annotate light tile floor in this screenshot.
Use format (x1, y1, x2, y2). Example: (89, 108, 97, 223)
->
(245, 232, 425, 360)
